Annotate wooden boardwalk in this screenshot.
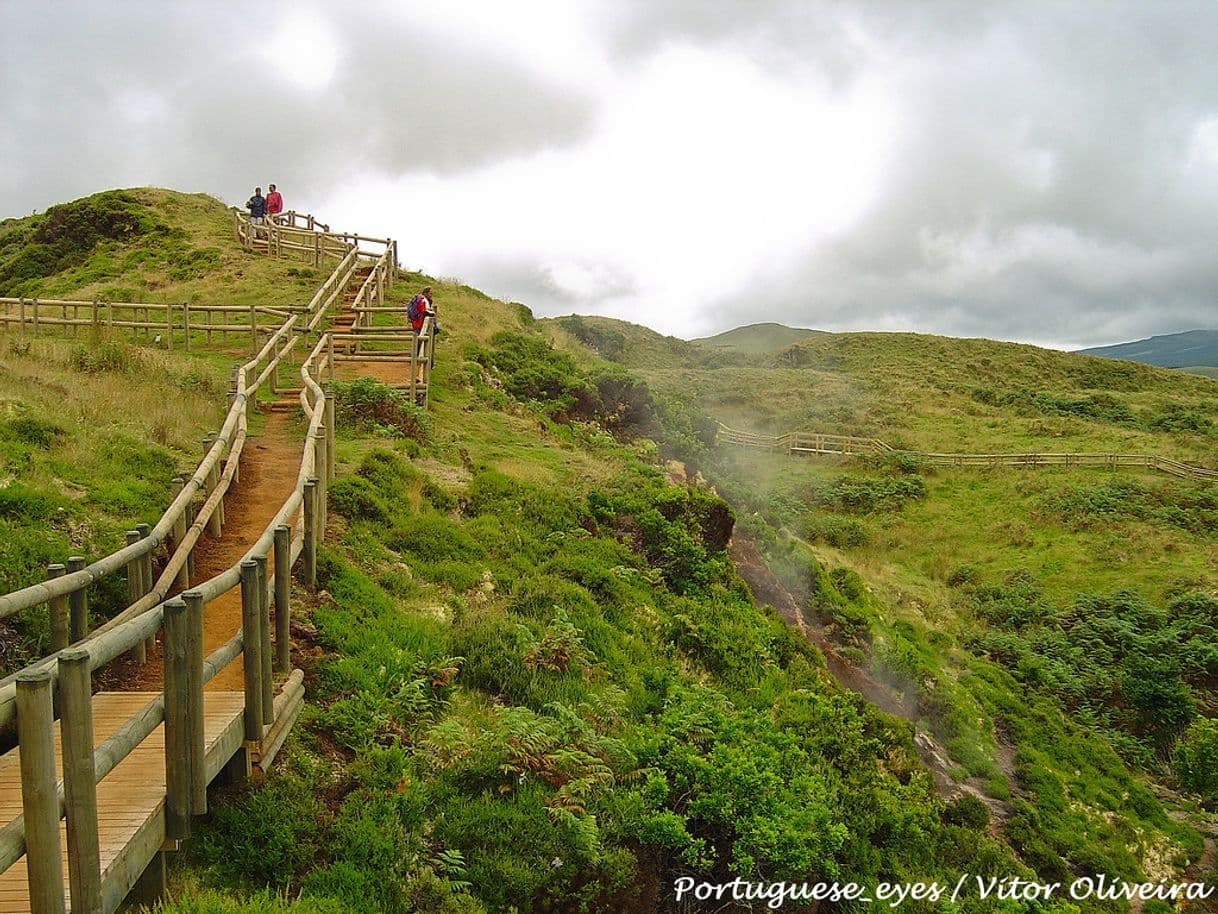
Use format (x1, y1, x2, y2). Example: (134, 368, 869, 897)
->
(0, 692, 244, 914)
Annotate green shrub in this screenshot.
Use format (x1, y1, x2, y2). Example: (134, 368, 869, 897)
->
(1174, 717, 1218, 807)
(469, 331, 597, 418)
(388, 515, 485, 565)
(329, 476, 391, 523)
(2, 416, 65, 449)
(942, 793, 991, 830)
(801, 513, 869, 548)
(817, 473, 926, 514)
(330, 377, 431, 441)
(68, 340, 140, 374)
(194, 775, 325, 888)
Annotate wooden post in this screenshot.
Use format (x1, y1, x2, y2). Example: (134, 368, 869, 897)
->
(253, 555, 274, 725)
(302, 480, 317, 590)
(315, 431, 328, 533)
(47, 563, 69, 652)
(58, 647, 103, 914)
(16, 668, 66, 914)
(409, 329, 418, 402)
(163, 598, 191, 840)
(171, 476, 189, 589)
(125, 531, 147, 665)
(273, 525, 291, 673)
(67, 555, 88, 643)
(184, 499, 196, 581)
(249, 304, 257, 356)
(239, 560, 264, 741)
(314, 232, 321, 267)
(325, 393, 337, 481)
(327, 334, 335, 380)
(182, 591, 207, 814)
(183, 303, 191, 352)
(203, 435, 223, 536)
(130, 853, 166, 909)
(137, 523, 156, 657)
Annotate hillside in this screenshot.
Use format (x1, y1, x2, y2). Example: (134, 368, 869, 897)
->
(1079, 328, 1218, 368)
(692, 321, 826, 353)
(2, 189, 1216, 914)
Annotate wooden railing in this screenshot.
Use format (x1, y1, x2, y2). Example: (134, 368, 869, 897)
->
(716, 422, 1218, 481)
(0, 208, 430, 913)
(0, 298, 302, 352)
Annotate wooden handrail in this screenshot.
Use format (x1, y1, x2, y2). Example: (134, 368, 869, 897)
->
(716, 422, 1218, 480)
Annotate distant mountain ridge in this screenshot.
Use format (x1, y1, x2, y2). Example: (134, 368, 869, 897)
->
(692, 322, 825, 353)
(1078, 329, 1218, 369)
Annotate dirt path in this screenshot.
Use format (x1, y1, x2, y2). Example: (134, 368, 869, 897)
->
(194, 412, 302, 690)
(111, 412, 302, 691)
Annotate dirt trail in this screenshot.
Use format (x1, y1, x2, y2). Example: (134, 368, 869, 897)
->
(194, 412, 302, 690)
(115, 412, 302, 691)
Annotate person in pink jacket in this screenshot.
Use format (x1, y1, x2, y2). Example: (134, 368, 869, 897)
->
(265, 184, 284, 223)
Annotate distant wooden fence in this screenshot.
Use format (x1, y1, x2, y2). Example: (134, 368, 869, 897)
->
(716, 423, 1218, 481)
(0, 208, 431, 913)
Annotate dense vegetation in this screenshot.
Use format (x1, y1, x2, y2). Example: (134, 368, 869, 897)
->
(190, 445, 1051, 913)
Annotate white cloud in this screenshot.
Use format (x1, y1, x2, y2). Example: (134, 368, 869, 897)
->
(4, 0, 1218, 347)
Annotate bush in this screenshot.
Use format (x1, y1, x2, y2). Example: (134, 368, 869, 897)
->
(330, 377, 431, 441)
(69, 340, 140, 374)
(817, 474, 926, 514)
(942, 793, 991, 830)
(1174, 717, 1218, 806)
(330, 476, 391, 523)
(2, 416, 65, 449)
(801, 513, 869, 549)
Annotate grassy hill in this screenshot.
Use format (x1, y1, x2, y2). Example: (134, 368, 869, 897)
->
(4, 189, 1217, 914)
(1079, 328, 1218, 368)
(0, 188, 328, 310)
(692, 321, 825, 354)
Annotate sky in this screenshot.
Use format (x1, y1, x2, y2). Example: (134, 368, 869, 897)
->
(3, 1, 1218, 349)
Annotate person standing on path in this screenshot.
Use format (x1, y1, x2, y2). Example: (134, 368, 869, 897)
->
(266, 184, 284, 223)
(408, 287, 435, 383)
(246, 187, 267, 239)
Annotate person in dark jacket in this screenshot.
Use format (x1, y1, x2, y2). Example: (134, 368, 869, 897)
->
(247, 188, 267, 221)
(246, 187, 267, 238)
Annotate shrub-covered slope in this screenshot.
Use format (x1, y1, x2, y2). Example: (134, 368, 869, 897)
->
(176, 310, 1213, 911)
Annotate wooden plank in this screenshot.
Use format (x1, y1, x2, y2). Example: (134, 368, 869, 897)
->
(0, 692, 243, 914)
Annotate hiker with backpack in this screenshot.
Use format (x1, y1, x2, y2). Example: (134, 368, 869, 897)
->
(408, 287, 435, 383)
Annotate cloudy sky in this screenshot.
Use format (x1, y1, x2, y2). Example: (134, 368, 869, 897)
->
(3, 1, 1218, 348)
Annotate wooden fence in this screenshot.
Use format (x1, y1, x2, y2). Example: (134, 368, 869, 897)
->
(716, 422, 1218, 481)
(0, 209, 430, 913)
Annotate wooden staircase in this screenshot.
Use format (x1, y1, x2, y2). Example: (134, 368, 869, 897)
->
(266, 267, 371, 413)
